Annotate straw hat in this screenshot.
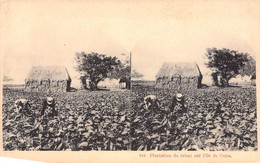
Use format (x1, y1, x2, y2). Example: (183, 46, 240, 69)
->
(176, 93, 183, 101)
(46, 97, 54, 105)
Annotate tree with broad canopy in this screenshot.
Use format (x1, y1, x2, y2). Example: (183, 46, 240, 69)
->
(75, 52, 120, 90)
(205, 48, 250, 87)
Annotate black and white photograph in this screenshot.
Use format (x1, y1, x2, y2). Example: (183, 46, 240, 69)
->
(0, 0, 260, 162)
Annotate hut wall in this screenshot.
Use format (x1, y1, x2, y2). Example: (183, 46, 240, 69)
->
(49, 80, 68, 92)
(25, 80, 69, 92)
(156, 77, 200, 90)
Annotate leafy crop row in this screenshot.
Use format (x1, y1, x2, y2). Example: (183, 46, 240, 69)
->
(131, 86, 257, 151)
(2, 86, 257, 151)
(3, 89, 131, 150)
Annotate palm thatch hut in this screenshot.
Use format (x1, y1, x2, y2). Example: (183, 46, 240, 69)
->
(25, 66, 71, 92)
(155, 62, 202, 90)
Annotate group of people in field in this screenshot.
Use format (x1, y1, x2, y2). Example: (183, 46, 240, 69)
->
(13, 92, 186, 142)
(14, 97, 57, 119)
(15, 92, 186, 120)
(143, 93, 186, 114)
(14, 97, 58, 147)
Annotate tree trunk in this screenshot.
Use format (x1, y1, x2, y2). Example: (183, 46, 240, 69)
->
(220, 77, 229, 87)
(89, 81, 98, 90)
(80, 76, 87, 89)
(211, 72, 219, 86)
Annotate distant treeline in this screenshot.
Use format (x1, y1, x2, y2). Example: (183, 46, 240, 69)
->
(3, 84, 25, 88)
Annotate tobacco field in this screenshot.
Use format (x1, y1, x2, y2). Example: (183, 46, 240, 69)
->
(2, 88, 131, 151)
(2, 85, 258, 151)
(131, 86, 257, 151)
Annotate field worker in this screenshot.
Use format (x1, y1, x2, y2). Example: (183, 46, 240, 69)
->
(170, 93, 186, 114)
(14, 99, 32, 116)
(41, 97, 58, 118)
(143, 95, 160, 110)
(31, 97, 57, 131)
(33, 96, 58, 149)
(168, 93, 187, 135)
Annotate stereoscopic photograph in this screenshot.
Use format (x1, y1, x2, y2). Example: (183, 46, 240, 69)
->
(1, 0, 258, 154)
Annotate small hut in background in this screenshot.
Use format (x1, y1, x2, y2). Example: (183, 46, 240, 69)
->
(155, 62, 202, 90)
(251, 73, 256, 86)
(119, 76, 131, 89)
(25, 66, 71, 92)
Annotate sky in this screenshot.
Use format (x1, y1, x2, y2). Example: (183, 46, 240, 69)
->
(1, 0, 260, 87)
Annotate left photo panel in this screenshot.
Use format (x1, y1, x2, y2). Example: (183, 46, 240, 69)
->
(2, 52, 133, 151)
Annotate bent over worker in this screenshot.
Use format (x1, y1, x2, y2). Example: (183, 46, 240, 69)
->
(14, 99, 32, 116)
(143, 95, 160, 110)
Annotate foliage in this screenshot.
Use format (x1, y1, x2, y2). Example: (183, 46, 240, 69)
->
(2, 85, 257, 151)
(131, 86, 257, 151)
(2, 88, 131, 151)
(108, 53, 144, 80)
(205, 48, 249, 87)
(108, 60, 130, 80)
(239, 55, 256, 77)
(75, 52, 120, 90)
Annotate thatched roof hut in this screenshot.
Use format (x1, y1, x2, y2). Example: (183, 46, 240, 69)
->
(25, 66, 71, 92)
(155, 62, 202, 90)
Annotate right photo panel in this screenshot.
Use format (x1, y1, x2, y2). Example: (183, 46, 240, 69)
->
(130, 48, 257, 151)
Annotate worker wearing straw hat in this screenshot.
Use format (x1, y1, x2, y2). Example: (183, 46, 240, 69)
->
(168, 93, 187, 136)
(31, 96, 57, 130)
(35, 96, 58, 149)
(40, 97, 57, 118)
(170, 93, 186, 114)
